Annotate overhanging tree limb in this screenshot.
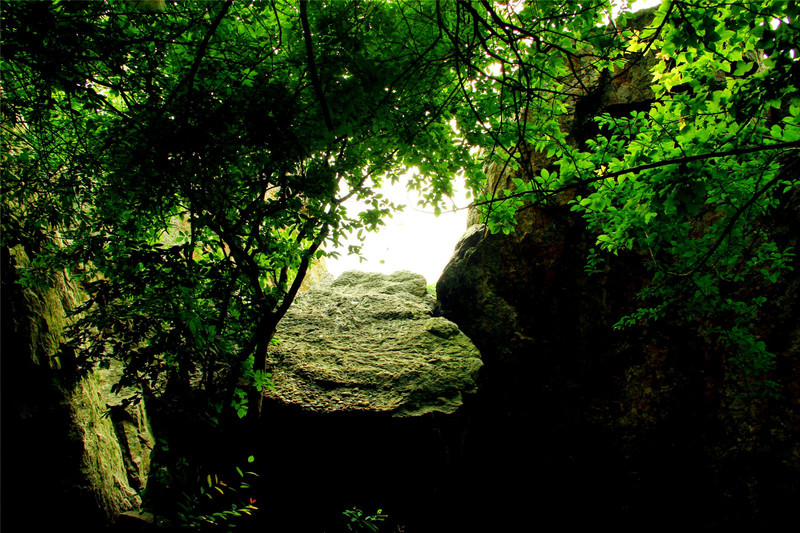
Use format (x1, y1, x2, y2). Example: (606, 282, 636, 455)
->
(167, 0, 233, 105)
(473, 140, 800, 208)
(596, 140, 800, 181)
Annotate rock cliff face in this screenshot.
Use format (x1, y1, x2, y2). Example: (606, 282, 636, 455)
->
(436, 13, 800, 532)
(1, 245, 155, 529)
(439, 208, 799, 530)
(439, 176, 800, 529)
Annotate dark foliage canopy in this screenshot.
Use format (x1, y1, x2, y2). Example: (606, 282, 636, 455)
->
(2, 0, 798, 414)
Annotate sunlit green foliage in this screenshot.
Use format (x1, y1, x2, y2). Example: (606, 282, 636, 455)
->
(454, 0, 799, 387)
(342, 506, 388, 532)
(1, 0, 476, 412)
(2, 0, 797, 413)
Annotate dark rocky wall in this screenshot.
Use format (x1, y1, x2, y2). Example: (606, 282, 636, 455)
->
(437, 211, 800, 530)
(431, 7, 800, 529)
(1, 244, 154, 530)
(434, 56, 800, 533)
(251, 402, 473, 533)
(2, 245, 102, 529)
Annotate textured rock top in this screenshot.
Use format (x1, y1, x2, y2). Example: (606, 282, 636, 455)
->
(265, 270, 482, 417)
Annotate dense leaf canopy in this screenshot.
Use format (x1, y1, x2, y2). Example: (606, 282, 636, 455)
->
(2, 0, 798, 414)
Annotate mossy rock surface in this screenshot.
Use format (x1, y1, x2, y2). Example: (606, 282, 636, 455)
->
(266, 270, 482, 417)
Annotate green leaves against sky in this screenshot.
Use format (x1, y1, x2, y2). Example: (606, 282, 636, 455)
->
(2, 0, 798, 402)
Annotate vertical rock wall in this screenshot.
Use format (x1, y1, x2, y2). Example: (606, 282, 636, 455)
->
(436, 9, 800, 531)
(1, 244, 154, 529)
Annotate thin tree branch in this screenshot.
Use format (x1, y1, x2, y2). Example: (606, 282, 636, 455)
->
(167, 0, 233, 105)
(299, 0, 334, 134)
(473, 140, 800, 207)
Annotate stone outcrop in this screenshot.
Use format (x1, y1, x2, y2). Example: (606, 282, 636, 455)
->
(440, 195, 800, 531)
(1, 244, 154, 529)
(435, 9, 800, 531)
(265, 270, 482, 417)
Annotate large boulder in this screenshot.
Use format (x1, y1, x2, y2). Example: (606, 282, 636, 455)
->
(265, 270, 482, 417)
(255, 270, 482, 532)
(439, 188, 800, 532)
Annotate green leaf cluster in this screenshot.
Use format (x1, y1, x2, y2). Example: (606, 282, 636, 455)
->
(176, 459, 260, 528)
(1, 0, 476, 412)
(447, 0, 798, 390)
(2, 0, 797, 411)
(342, 507, 388, 533)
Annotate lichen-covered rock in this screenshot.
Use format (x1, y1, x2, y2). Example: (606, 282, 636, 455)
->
(2, 244, 154, 527)
(265, 270, 482, 417)
(97, 362, 156, 495)
(70, 368, 145, 518)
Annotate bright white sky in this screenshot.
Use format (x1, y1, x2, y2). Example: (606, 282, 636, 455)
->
(324, 0, 662, 285)
(324, 178, 471, 285)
